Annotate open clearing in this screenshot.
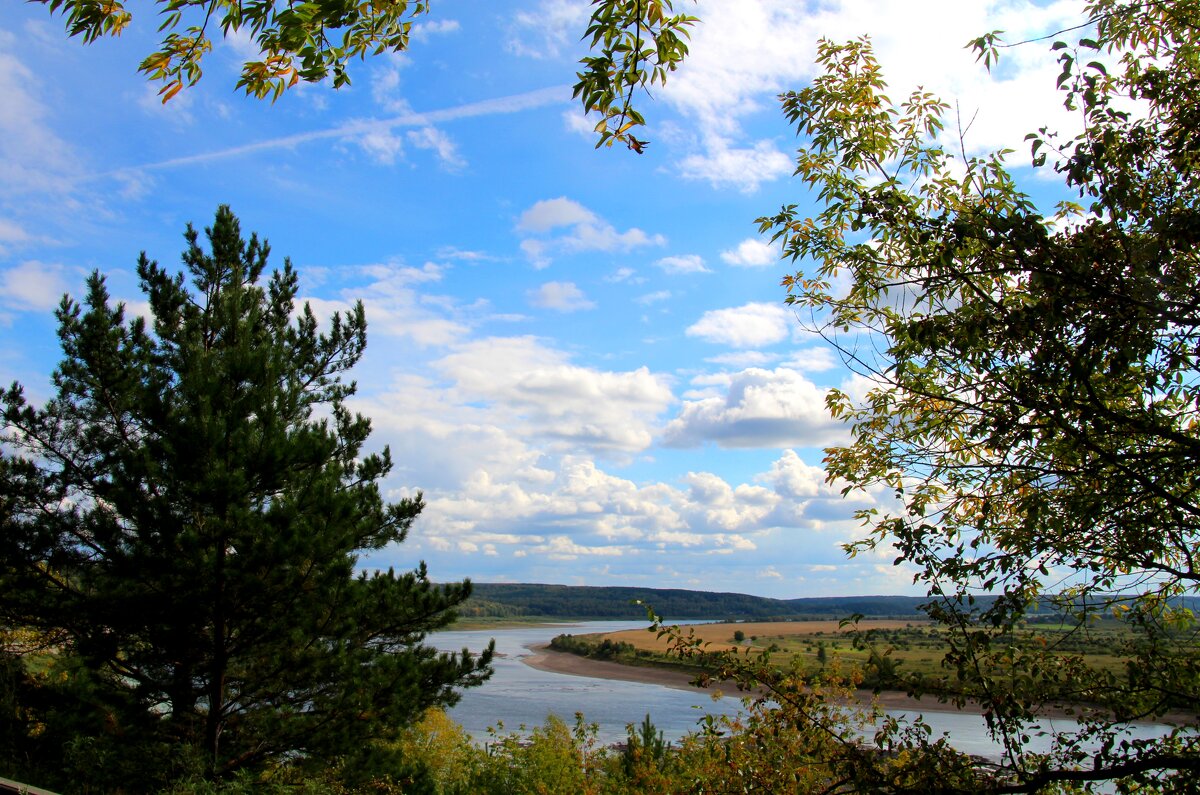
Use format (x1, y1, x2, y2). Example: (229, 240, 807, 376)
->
(581, 619, 924, 654)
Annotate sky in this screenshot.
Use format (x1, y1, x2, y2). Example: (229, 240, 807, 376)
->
(0, 0, 1086, 598)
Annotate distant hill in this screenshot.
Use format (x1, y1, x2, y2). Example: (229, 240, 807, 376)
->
(459, 584, 1200, 623)
(460, 583, 931, 620)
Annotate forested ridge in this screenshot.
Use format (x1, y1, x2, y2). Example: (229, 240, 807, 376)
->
(461, 583, 1199, 622)
(462, 583, 929, 619)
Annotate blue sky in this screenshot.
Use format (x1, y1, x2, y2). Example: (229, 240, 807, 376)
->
(0, 0, 1084, 597)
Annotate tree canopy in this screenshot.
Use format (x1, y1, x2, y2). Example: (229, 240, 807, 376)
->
(35, 0, 697, 152)
(0, 206, 492, 790)
(716, 0, 1200, 790)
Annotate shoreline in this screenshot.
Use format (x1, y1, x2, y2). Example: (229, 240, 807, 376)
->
(524, 645, 1195, 724)
(523, 644, 982, 715)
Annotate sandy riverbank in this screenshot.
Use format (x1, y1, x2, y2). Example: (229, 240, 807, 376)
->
(524, 645, 1196, 724)
(523, 643, 982, 715)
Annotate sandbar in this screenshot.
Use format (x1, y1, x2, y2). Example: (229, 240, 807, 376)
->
(523, 644, 1196, 724)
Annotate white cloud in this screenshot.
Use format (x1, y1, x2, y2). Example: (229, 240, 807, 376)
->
(0, 260, 72, 312)
(507, 0, 591, 58)
(0, 48, 78, 196)
(370, 57, 413, 114)
(352, 68, 414, 162)
(654, 0, 1086, 194)
(677, 137, 792, 192)
(411, 18, 461, 40)
(662, 368, 844, 449)
(721, 237, 778, 267)
(362, 261, 444, 285)
(562, 109, 597, 138)
(435, 246, 498, 263)
(763, 449, 827, 499)
(528, 281, 596, 312)
(218, 25, 262, 62)
(406, 451, 809, 558)
(705, 351, 778, 368)
(357, 129, 406, 165)
(432, 337, 675, 455)
(517, 197, 666, 268)
(305, 262, 466, 347)
(519, 197, 596, 232)
(606, 267, 641, 284)
(115, 87, 565, 176)
(408, 126, 466, 169)
(0, 218, 34, 255)
(686, 302, 793, 348)
(636, 290, 671, 306)
(654, 254, 710, 275)
(137, 82, 197, 125)
(781, 346, 839, 372)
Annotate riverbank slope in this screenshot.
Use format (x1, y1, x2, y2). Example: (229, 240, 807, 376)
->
(525, 644, 1197, 724)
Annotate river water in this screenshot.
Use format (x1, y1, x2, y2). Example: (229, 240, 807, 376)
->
(430, 621, 1182, 761)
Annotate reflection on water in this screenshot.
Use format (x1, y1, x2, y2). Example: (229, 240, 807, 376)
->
(431, 621, 1183, 760)
(432, 621, 741, 746)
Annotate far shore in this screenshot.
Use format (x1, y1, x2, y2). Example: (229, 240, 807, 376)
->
(524, 644, 1196, 725)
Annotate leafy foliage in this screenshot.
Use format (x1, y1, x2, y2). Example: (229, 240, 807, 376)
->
(753, 0, 1200, 790)
(572, 0, 698, 153)
(0, 207, 492, 790)
(34, 0, 694, 150)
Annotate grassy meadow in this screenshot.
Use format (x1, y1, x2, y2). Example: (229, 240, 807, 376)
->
(553, 618, 1146, 692)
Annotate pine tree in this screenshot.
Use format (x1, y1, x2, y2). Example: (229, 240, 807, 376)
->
(0, 206, 491, 788)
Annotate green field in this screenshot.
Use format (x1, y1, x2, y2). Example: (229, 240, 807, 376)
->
(551, 618, 1174, 703)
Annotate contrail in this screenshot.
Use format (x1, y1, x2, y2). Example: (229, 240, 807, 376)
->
(100, 85, 568, 176)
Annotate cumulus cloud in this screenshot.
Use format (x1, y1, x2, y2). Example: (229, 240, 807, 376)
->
(410, 18, 461, 41)
(370, 445, 877, 582)
(721, 237, 778, 267)
(763, 449, 827, 499)
(677, 137, 792, 192)
(517, 197, 665, 268)
(662, 368, 844, 449)
(654, 0, 1086, 194)
(433, 336, 675, 454)
(0, 260, 73, 312)
(519, 197, 597, 232)
(528, 281, 596, 312)
(654, 254, 710, 274)
(304, 261, 468, 347)
(686, 302, 793, 348)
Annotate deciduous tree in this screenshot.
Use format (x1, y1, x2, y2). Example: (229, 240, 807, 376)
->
(745, 0, 1200, 790)
(35, 0, 697, 152)
(0, 206, 492, 789)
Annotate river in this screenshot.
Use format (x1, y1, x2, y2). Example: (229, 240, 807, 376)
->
(430, 620, 1183, 761)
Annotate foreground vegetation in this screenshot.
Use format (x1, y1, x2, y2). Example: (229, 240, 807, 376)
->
(59, 702, 906, 795)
